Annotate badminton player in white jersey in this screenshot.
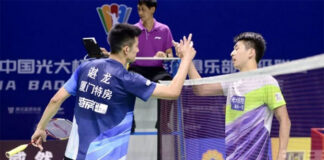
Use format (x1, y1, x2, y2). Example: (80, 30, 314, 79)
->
(178, 32, 291, 160)
(31, 23, 196, 160)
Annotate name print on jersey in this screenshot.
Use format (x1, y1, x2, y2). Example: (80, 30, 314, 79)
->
(78, 67, 113, 114)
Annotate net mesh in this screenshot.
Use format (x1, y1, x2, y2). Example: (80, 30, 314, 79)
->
(159, 54, 324, 160)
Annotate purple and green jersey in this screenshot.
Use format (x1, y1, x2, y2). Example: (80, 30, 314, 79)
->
(221, 75, 286, 160)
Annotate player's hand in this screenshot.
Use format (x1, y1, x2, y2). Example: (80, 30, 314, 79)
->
(31, 128, 47, 151)
(173, 33, 196, 61)
(154, 51, 167, 58)
(173, 40, 182, 58)
(276, 150, 287, 160)
(100, 47, 110, 57)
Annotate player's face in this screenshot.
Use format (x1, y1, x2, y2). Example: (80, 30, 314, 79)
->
(127, 37, 139, 63)
(137, 4, 154, 22)
(231, 41, 251, 71)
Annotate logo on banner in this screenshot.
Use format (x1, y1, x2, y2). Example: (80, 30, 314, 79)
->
(57, 107, 65, 115)
(8, 107, 15, 114)
(97, 4, 132, 35)
(8, 152, 26, 160)
(35, 151, 53, 160)
(7, 106, 42, 114)
(202, 149, 224, 160)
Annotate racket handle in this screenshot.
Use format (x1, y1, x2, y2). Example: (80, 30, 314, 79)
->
(5, 144, 29, 158)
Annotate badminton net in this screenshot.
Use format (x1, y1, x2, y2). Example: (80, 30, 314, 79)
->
(159, 53, 324, 160)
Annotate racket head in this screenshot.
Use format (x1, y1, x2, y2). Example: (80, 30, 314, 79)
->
(46, 118, 72, 140)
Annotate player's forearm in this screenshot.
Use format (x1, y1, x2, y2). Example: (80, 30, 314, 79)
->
(167, 58, 191, 98)
(188, 62, 208, 95)
(37, 88, 69, 130)
(277, 117, 291, 160)
(188, 62, 201, 79)
(37, 101, 62, 130)
(188, 62, 223, 96)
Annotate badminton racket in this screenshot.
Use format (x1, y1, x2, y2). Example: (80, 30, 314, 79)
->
(5, 118, 72, 158)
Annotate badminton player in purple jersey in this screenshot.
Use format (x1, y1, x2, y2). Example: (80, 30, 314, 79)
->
(31, 24, 196, 160)
(176, 32, 291, 160)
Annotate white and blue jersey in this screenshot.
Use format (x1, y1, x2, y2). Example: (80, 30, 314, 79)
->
(63, 58, 156, 160)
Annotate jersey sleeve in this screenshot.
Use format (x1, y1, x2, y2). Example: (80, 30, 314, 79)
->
(122, 72, 157, 101)
(264, 76, 286, 110)
(221, 81, 231, 96)
(63, 66, 81, 96)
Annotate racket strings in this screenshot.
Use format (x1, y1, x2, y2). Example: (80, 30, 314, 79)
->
(47, 119, 72, 139)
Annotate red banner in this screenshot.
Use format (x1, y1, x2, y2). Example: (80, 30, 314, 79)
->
(0, 140, 67, 160)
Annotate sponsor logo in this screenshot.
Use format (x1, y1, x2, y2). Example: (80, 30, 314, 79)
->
(202, 150, 224, 160)
(146, 80, 152, 86)
(8, 151, 26, 160)
(57, 107, 65, 115)
(97, 4, 132, 35)
(231, 96, 245, 111)
(154, 36, 162, 40)
(8, 107, 15, 114)
(7, 106, 42, 114)
(275, 92, 283, 102)
(286, 151, 304, 160)
(79, 97, 108, 114)
(35, 151, 53, 160)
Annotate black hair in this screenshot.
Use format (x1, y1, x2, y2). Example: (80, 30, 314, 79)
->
(138, 0, 157, 9)
(108, 24, 142, 54)
(234, 32, 266, 63)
